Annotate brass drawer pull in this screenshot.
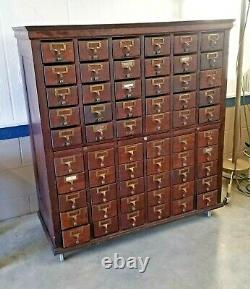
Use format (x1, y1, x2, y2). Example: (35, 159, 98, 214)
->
(204, 147, 213, 161)
(153, 114, 164, 131)
(122, 81, 135, 98)
(207, 52, 218, 68)
(49, 43, 67, 61)
(90, 84, 104, 102)
(55, 87, 70, 105)
(207, 72, 217, 86)
(99, 219, 111, 234)
(154, 144, 162, 156)
(59, 129, 74, 146)
(95, 151, 108, 167)
(123, 101, 135, 117)
(61, 155, 76, 173)
(153, 175, 163, 188)
(180, 35, 193, 52)
(204, 165, 211, 176)
(180, 139, 188, 150)
(180, 75, 191, 89)
(205, 108, 215, 121)
(203, 196, 212, 206)
(52, 66, 69, 84)
(127, 211, 139, 227)
(152, 37, 165, 54)
(179, 152, 188, 166)
(152, 78, 164, 94)
(120, 39, 135, 57)
(97, 169, 108, 185)
(97, 185, 109, 202)
(152, 58, 164, 75)
(88, 63, 103, 81)
(93, 124, 107, 141)
(205, 90, 215, 104)
(203, 180, 212, 191)
(179, 94, 190, 109)
(66, 192, 80, 209)
(179, 111, 190, 125)
(179, 169, 188, 182)
(181, 202, 187, 212)
(152, 97, 164, 113)
(70, 231, 80, 244)
(87, 41, 102, 60)
(208, 33, 219, 47)
(121, 60, 135, 78)
(124, 120, 136, 134)
(180, 186, 187, 198)
(126, 180, 138, 195)
(180, 56, 192, 72)
(65, 175, 78, 191)
(154, 206, 163, 219)
(128, 196, 139, 211)
(154, 191, 163, 204)
(56, 108, 73, 126)
(91, 104, 105, 122)
(67, 210, 80, 227)
(125, 163, 136, 178)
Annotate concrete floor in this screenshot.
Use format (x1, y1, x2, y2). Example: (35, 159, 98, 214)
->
(0, 188, 250, 289)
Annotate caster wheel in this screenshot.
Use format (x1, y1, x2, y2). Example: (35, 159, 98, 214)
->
(59, 254, 64, 262)
(206, 210, 212, 217)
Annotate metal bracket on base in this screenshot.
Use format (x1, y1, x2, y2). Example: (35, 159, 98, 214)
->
(206, 210, 212, 217)
(59, 253, 64, 262)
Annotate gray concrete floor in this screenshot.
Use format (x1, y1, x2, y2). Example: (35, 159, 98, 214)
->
(0, 186, 250, 289)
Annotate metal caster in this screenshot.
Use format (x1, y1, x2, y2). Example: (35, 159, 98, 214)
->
(206, 210, 212, 217)
(59, 253, 64, 262)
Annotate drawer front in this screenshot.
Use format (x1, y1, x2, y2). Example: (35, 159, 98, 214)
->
(47, 86, 78, 108)
(148, 187, 170, 206)
(199, 105, 220, 124)
(89, 166, 116, 188)
(82, 83, 111, 104)
(199, 88, 221, 107)
(172, 150, 194, 169)
(173, 92, 196, 110)
(172, 196, 194, 215)
(49, 107, 80, 129)
(116, 118, 142, 138)
(41, 41, 74, 63)
(146, 95, 170, 114)
(145, 35, 170, 56)
(172, 181, 195, 201)
(118, 143, 143, 164)
(60, 207, 88, 230)
(200, 51, 223, 70)
(198, 161, 218, 178)
(116, 99, 142, 120)
(147, 138, 170, 158)
(84, 103, 112, 125)
(80, 62, 110, 83)
(174, 34, 198, 54)
(198, 129, 219, 147)
(145, 57, 170, 77)
(44, 65, 76, 86)
(114, 59, 141, 80)
(51, 127, 82, 149)
(120, 210, 145, 230)
(115, 79, 141, 100)
(57, 172, 86, 194)
(62, 224, 90, 248)
(197, 190, 218, 209)
(172, 166, 194, 185)
(148, 203, 170, 222)
(87, 148, 115, 170)
(173, 108, 196, 128)
(172, 133, 195, 152)
(147, 172, 170, 191)
(173, 73, 196, 93)
(120, 193, 145, 213)
(197, 175, 218, 194)
(92, 200, 117, 221)
(119, 177, 145, 198)
(58, 190, 87, 212)
(93, 217, 118, 237)
(145, 77, 170, 96)
(119, 161, 144, 181)
(90, 183, 117, 205)
(201, 32, 224, 52)
(200, 69, 222, 89)
(146, 112, 171, 133)
(85, 122, 113, 143)
(113, 38, 140, 59)
(146, 156, 170, 175)
(173, 54, 197, 74)
(79, 39, 109, 61)
(198, 145, 219, 163)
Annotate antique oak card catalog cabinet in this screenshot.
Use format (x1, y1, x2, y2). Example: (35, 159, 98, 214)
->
(14, 20, 233, 258)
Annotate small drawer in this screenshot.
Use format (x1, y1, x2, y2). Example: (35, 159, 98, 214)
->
(198, 145, 218, 163)
(146, 95, 170, 114)
(145, 77, 170, 97)
(174, 34, 198, 54)
(173, 108, 196, 128)
(58, 190, 86, 212)
(201, 32, 224, 52)
(148, 187, 170, 206)
(120, 210, 145, 230)
(119, 161, 143, 181)
(145, 57, 170, 77)
(90, 183, 117, 205)
(172, 150, 194, 169)
(172, 133, 195, 152)
(200, 69, 222, 89)
(172, 166, 194, 185)
(47, 86, 78, 108)
(84, 103, 112, 125)
(88, 148, 115, 170)
(116, 118, 142, 138)
(57, 172, 86, 194)
(199, 105, 220, 124)
(116, 99, 142, 120)
(93, 217, 118, 237)
(54, 148, 84, 176)
(197, 175, 218, 194)
(118, 143, 143, 164)
(146, 156, 170, 175)
(119, 177, 144, 198)
(197, 190, 218, 209)
(145, 35, 170, 57)
(120, 193, 145, 213)
(173, 73, 196, 93)
(82, 83, 111, 104)
(199, 88, 221, 107)
(115, 79, 141, 100)
(80, 62, 110, 83)
(79, 39, 109, 61)
(173, 92, 196, 110)
(41, 41, 74, 64)
(172, 181, 195, 201)
(147, 172, 170, 191)
(145, 112, 171, 134)
(200, 51, 223, 70)
(89, 166, 116, 188)
(113, 38, 140, 59)
(60, 207, 88, 230)
(44, 65, 76, 86)
(147, 138, 170, 158)
(198, 161, 218, 178)
(51, 127, 82, 149)
(92, 200, 117, 221)
(114, 59, 141, 80)
(85, 122, 113, 143)
(198, 129, 219, 147)
(62, 224, 90, 248)
(173, 54, 197, 74)
(49, 107, 80, 129)
(148, 203, 170, 222)
(172, 196, 194, 216)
